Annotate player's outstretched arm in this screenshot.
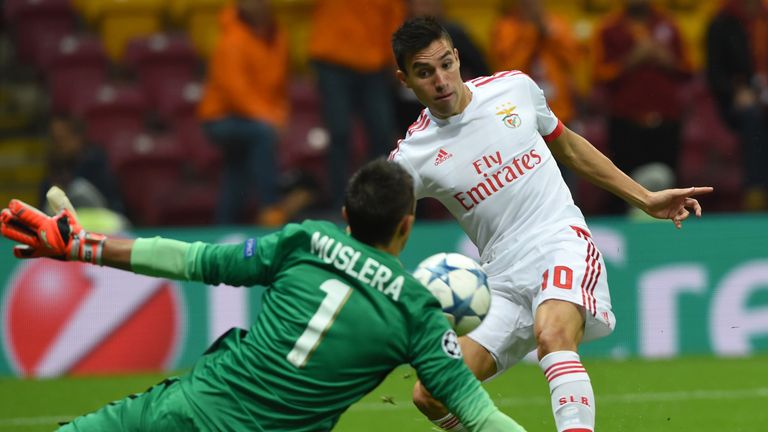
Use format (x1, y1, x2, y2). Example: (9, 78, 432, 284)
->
(0, 199, 189, 276)
(547, 127, 713, 227)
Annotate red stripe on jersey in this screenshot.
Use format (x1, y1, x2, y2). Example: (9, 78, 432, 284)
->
(473, 70, 523, 87)
(543, 119, 565, 143)
(544, 360, 583, 377)
(406, 111, 426, 136)
(408, 114, 431, 137)
(388, 139, 404, 160)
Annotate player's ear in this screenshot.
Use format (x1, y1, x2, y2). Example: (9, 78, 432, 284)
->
(398, 214, 415, 241)
(341, 206, 351, 234)
(453, 47, 461, 67)
(396, 69, 410, 88)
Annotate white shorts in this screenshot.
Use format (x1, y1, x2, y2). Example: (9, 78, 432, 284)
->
(468, 225, 616, 377)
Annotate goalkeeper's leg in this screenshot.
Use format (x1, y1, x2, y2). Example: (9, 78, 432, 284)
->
(412, 337, 497, 431)
(57, 378, 200, 432)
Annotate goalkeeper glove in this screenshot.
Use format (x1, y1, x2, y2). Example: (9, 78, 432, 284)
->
(0, 199, 107, 264)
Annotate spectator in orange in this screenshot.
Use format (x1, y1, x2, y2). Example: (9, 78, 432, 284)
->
(308, 0, 404, 210)
(198, 0, 289, 225)
(490, 0, 580, 125)
(592, 0, 692, 213)
(706, 0, 768, 211)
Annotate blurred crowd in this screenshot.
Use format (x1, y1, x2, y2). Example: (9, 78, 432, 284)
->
(1, 0, 767, 227)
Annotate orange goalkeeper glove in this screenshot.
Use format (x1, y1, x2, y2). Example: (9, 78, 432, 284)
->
(0, 199, 106, 264)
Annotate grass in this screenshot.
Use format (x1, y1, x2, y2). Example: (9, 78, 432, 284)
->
(1, 355, 767, 431)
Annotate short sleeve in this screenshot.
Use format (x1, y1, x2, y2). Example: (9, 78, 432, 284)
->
(525, 75, 563, 140)
(389, 142, 425, 199)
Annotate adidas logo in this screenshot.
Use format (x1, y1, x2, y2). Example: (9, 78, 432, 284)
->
(434, 148, 453, 166)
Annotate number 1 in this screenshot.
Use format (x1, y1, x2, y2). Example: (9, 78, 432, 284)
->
(286, 280, 352, 368)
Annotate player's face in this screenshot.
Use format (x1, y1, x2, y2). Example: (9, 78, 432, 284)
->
(398, 38, 468, 119)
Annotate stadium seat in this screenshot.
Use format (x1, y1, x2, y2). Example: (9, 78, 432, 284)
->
(125, 33, 200, 108)
(86, 0, 165, 61)
(4, 0, 75, 67)
(107, 132, 187, 225)
(75, 83, 148, 147)
(173, 116, 222, 184)
(145, 181, 218, 226)
(679, 77, 742, 212)
(167, 0, 229, 58)
(279, 79, 329, 198)
(46, 35, 109, 114)
(574, 115, 611, 215)
(153, 80, 203, 125)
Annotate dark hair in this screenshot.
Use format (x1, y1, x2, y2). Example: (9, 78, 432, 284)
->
(344, 158, 415, 246)
(391, 17, 453, 74)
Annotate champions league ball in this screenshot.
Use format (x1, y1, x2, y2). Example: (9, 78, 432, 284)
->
(413, 253, 491, 336)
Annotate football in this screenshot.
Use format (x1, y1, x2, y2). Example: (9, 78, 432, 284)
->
(413, 252, 491, 336)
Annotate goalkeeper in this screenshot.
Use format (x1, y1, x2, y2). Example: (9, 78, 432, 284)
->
(1, 159, 526, 432)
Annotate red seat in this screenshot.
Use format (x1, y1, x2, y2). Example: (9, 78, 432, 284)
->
(279, 79, 329, 197)
(574, 116, 611, 215)
(106, 132, 188, 225)
(145, 181, 218, 226)
(679, 78, 742, 212)
(124, 33, 200, 110)
(5, 0, 75, 67)
(46, 34, 108, 114)
(76, 83, 147, 147)
(154, 81, 203, 125)
(173, 116, 222, 182)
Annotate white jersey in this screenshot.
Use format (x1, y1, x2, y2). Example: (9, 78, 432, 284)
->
(389, 71, 587, 265)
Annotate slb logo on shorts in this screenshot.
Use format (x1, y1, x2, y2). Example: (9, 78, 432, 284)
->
(2, 260, 184, 377)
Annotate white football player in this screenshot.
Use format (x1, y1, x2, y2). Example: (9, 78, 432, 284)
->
(389, 17, 713, 432)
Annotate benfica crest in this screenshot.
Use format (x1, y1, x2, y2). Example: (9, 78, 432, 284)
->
(496, 103, 521, 128)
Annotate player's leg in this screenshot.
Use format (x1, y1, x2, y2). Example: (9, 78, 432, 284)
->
(533, 226, 615, 432)
(535, 299, 594, 432)
(412, 336, 497, 431)
(56, 378, 199, 432)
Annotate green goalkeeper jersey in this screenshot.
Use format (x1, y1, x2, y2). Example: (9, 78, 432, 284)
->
(170, 220, 497, 431)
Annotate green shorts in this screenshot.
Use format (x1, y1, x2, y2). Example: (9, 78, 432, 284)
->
(57, 377, 201, 432)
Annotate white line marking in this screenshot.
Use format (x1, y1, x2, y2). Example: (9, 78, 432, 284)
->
(347, 387, 768, 412)
(1, 387, 767, 426)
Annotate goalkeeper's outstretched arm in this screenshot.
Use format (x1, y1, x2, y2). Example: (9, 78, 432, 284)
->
(101, 238, 134, 271)
(1, 199, 267, 286)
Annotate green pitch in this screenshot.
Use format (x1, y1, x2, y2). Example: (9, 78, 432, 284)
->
(1, 355, 766, 431)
